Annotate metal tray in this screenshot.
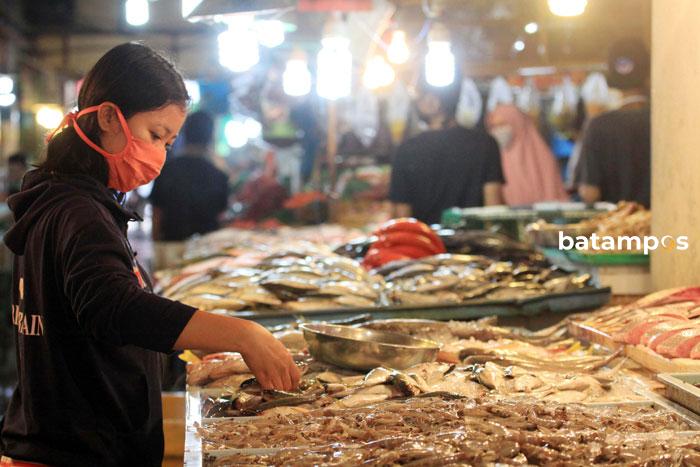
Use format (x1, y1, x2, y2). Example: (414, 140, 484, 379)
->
(223, 287, 611, 327)
(658, 373, 700, 415)
(188, 400, 697, 467)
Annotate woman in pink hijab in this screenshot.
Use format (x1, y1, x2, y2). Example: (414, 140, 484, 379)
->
(487, 104, 569, 205)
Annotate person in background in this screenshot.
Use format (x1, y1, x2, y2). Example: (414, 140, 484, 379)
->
(4, 153, 29, 199)
(577, 39, 650, 207)
(487, 104, 569, 206)
(389, 84, 504, 225)
(566, 72, 611, 191)
(150, 111, 229, 241)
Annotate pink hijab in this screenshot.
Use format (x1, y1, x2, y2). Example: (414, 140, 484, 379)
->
(488, 105, 569, 206)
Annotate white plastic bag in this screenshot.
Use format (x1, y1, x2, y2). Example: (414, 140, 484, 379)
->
(487, 76, 514, 112)
(386, 83, 411, 143)
(549, 76, 579, 133)
(455, 78, 483, 128)
(516, 78, 541, 117)
(348, 87, 379, 148)
(581, 72, 609, 105)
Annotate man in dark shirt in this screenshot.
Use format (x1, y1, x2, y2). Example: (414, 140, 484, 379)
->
(389, 87, 504, 224)
(4, 152, 28, 199)
(577, 39, 651, 207)
(150, 111, 229, 241)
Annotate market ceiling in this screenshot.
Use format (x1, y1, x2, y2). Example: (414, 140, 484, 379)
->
(2, 0, 650, 77)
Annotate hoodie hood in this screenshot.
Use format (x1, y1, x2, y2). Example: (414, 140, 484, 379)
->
(4, 170, 139, 255)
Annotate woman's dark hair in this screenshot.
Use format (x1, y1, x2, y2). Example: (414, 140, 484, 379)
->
(39, 42, 189, 185)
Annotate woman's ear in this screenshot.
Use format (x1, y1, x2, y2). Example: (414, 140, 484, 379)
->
(97, 105, 122, 134)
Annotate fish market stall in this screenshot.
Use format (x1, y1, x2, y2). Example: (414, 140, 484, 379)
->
(183, 310, 700, 466)
(163, 226, 700, 466)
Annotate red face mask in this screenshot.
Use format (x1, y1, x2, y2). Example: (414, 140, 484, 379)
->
(47, 102, 166, 192)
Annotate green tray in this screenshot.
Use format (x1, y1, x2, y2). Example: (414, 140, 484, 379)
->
(566, 250, 649, 266)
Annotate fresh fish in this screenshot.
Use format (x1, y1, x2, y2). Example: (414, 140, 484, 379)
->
(316, 281, 377, 299)
(180, 294, 247, 311)
(231, 286, 283, 306)
(331, 384, 395, 408)
(385, 263, 436, 282)
(389, 372, 426, 396)
(333, 295, 375, 308)
(362, 367, 394, 387)
(285, 298, 341, 311)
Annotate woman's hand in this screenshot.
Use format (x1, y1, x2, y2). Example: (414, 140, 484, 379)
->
(237, 321, 301, 391)
(173, 311, 301, 391)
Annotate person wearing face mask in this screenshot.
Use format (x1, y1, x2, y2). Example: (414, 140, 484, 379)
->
(576, 39, 650, 207)
(487, 104, 569, 206)
(389, 84, 505, 224)
(0, 43, 299, 467)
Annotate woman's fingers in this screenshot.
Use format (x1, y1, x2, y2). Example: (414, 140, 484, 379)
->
(290, 365, 301, 389)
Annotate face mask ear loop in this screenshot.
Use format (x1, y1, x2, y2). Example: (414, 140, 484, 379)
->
(103, 101, 134, 142)
(71, 102, 131, 159)
(45, 112, 78, 144)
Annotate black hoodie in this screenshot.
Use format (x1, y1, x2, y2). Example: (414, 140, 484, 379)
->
(1, 170, 196, 466)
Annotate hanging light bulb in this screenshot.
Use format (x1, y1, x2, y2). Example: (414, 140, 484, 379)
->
(224, 119, 248, 149)
(425, 23, 455, 87)
(0, 93, 16, 107)
(548, 0, 588, 17)
(317, 16, 352, 100)
(125, 0, 149, 26)
(363, 56, 395, 90)
(256, 20, 285, 48)
(218, 16, 260, 73)
(524, 22, 539, 34)
(513, 40, 525, 52)
(0, 75, 14, 95)
(36, 105, 64, 130)
(243, 117, 262, 139)
(283, 57, 312, 97)
(387, 30, 410, 65)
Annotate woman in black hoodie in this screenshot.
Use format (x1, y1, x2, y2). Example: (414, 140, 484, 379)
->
(0, 43, 300, 466)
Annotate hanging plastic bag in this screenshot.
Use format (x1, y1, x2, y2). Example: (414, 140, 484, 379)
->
(580, 72, 610, 116)
(347, 87, 379, 149)
(487, 76, 514, 112)
(581, 72, 609, 105)
(548, 76, 579, 135)
(386, 83, 411, 143)
(455, 78, 483, 128)
(516, 78, 541, 119)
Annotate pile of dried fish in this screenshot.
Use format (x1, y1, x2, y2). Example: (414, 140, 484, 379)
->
(374, 254, 592, 306)
(201, 396, 695, 462)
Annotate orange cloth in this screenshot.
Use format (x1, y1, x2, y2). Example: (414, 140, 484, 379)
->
(488, 105, 569, 206)
(1, 457, 51, 467)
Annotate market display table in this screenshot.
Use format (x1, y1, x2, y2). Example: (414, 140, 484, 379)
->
(223, 287, 611, 327)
